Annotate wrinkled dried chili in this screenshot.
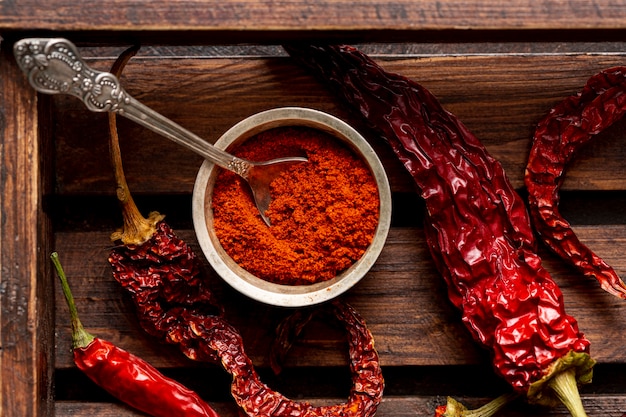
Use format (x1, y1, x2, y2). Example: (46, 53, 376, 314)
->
(525, 67, 626, 299)
(285, 44, 595, 416)
(106, 45, 223, 336)
(170, 300, 384, 417)
(105, 46, 384, 417)
(51, 252, 221, 417)
(212, 126, 379, 285)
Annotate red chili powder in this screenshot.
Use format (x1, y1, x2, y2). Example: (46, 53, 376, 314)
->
(211, 126, 380, 285)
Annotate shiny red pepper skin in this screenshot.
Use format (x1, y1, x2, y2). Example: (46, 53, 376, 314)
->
(284, 44, 593, 400)
(75, 337, 220, 417)
(525, 67, 626, 299)
(52, 251, 220, 417)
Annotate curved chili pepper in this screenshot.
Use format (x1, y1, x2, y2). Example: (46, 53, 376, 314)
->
(184, 300, 383, 417)
(109, 227, 385, 416)
(105, 45, 384, 417)
(525, 67, 626, 299)
(109, 255, 385, 417)
(284, 43, 595, 417)
(51, 252, 220, 417)
(105, 44, 223, 338)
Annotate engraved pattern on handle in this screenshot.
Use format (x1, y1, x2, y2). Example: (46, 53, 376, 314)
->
(13, 38, 129, 113)
(13, 37, 250, 175)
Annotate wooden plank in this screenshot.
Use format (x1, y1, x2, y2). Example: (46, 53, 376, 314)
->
(1, 1, 626, 43)
(0, 42, 54, 416)
(52, 225, 626, 369)
(52, 51, 626, 196)
(53, 395, 626, 417)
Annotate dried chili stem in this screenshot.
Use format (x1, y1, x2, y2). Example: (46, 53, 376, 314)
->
(463, 393, 517, 417)
(108, 45, 164, 245)
(437, 393, 517, 417)
(548, 369, 587, 417)
(50, 252, 95, 350)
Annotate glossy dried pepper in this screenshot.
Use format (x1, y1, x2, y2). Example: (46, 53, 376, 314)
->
(51, 252, 220, 417)
(525, 67, 626, 299)
(105, 45, 384, 417)
(285, 44, 595, 416)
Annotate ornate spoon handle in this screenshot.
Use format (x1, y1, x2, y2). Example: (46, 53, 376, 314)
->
(13, 38, 248, 175)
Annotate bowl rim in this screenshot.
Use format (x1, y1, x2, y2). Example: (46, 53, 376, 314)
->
(192, 107, 392, 307)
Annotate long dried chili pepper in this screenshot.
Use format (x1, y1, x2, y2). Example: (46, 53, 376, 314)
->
(284, 44, 595, 417)
(105, 46, 384, 417)
(105, 45, 222, 340)
(525, 67, 626, 299)
(51, 252, 221, 417)
(166, 300, 383, 417)
(110, 227, 385, 416)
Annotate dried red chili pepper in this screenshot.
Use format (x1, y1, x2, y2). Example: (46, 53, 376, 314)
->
(51, 252, 221, 417)
(109, 260, 385, 417)
(110, 225, 385, 416)
(105, 45, 223, 339)
(525, 67, 626, 299)
(285, 43, 595, 416)
(173, 300, 383, 417)
(105, 46, 384, 417)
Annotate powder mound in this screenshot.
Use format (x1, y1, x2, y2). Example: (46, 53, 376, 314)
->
(212, 126, 380, 285)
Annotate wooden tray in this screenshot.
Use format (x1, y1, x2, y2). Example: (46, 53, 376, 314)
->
(2, 2, 626, 416)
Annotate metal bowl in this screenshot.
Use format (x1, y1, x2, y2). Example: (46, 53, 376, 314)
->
(192, 107, 391, 307)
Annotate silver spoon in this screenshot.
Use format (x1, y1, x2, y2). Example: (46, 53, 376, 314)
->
(13, 37, 307, 226)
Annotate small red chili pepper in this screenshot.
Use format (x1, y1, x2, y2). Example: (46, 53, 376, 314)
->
(51, 252, 221, 417)
(525, 66, 626, 299)
(285, 43, 595, 417)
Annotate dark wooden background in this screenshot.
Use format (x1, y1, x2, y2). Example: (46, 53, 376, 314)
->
(2, 2, 626, 416)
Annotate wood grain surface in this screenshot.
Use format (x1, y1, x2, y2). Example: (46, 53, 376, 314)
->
(2, 13, 626, 417)
(1, 1, 626, 44)
(52, 51, 626, 196)
(0, 43, 54, 416)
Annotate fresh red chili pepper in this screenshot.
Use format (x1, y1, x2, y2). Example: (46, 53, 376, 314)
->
(525, 67, 626, 299)
(284, 44, 595, 416)
(51, 252, 221, 417)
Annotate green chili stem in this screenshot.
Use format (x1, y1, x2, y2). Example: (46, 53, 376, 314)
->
(548, 368, 588, 417)
(50, 252, 95, 350)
